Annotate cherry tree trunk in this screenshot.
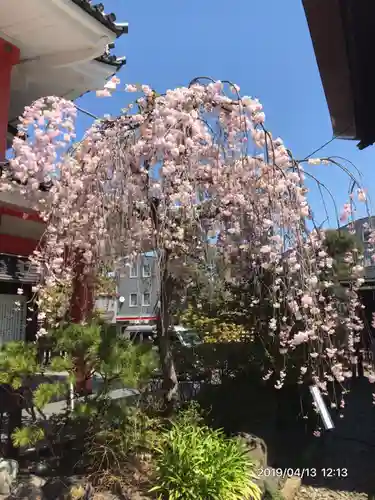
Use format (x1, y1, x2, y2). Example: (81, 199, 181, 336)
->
(69, 251, 94, 395)
(157, 265, 178, 414)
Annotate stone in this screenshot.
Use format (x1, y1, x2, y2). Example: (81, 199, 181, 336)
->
(42, 476, 92, 500)
(6, 474, 46, 500)
(281, 476, 301, 500)
(262, 468, 283, 497)
(42, 477, 73, 500)
(236, 432, 268, 467)
(251, 467, 282, 499)
(9, 483, 45, 500)
(0, 459, 18, 495)
(0, 472, 11, 496)
(29, 475, 47, 489)
(29, 461, 53, 476)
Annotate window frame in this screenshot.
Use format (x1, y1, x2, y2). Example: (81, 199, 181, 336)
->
(142, 291, 151, 307)
(129, 293, 138, 307)
(130, 262, 138, 278)
(364, 250, 373, 267)
(362, 226, 371, 244)
(142, 263, 151, 278)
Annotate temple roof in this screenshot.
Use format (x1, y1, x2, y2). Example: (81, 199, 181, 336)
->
(71, 0, 128, 37)
(1, 0, 128, 143)
(95, 42, 127, 68)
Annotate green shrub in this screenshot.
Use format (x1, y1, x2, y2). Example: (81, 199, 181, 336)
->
(151, 406, 261, 500)
(264, 489, 285, 500)
(85, 403, 163, 490)
(0, 322, 158, 454)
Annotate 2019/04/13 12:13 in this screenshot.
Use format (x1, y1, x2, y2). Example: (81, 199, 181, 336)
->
(258, 468, 348, 479)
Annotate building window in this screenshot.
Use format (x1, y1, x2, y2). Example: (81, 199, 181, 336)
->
(364, 250, 373, 267)
(142, 263, 151, 277)
(142, 292, 151, 306)
(362, 225, 371, 243)
(364, 257, 372, 267)
(129, 293, 138, 307)
(130, 262, 138, 278)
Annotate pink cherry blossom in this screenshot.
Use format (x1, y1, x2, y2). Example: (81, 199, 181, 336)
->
(2, 79, 371, 410)
(357, 189, 367, 202)
(96, 89, 112, 97)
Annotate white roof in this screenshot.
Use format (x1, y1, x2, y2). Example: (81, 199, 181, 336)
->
(1, 0, 127, 132)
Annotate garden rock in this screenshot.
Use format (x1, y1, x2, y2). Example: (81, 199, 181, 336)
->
(237, 432, 268, 467)
(280, 476, 301, 500)
(262, 468, 282, 497)
(42, 476, 91, 500)
(8, 484, 44, 499)
(251, 467, 282, 499)
(0, 459, 18, 495)
(29, 475, 47, 489)
(5, 475, 46, 500)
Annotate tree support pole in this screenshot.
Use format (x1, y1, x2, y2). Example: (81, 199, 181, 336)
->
(70, 252, 94, 395)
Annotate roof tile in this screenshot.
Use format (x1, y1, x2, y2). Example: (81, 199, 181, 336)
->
(71, 0, 128, 37)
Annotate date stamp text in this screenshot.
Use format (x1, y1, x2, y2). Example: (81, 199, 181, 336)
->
(258, 467, 348, 479)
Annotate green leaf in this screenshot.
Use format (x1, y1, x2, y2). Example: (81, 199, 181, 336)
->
(12, 425, 45, 448)
(73, 402, 93, 417)
(49, 355, 73, 372)
(0, 372, 12, 385)
(33, 382, 67, 409)
(151, 404, 261, 499)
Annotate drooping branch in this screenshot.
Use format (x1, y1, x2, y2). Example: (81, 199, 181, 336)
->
(2, 79, 373, 411)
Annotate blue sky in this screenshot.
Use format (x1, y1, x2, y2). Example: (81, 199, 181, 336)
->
(75, 0, 375, 227)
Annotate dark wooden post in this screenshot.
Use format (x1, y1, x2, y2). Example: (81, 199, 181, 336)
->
(69, 251, 94, 395)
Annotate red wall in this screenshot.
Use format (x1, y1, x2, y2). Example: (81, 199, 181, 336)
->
(0, 208, 42, 257)
(0, 205, 43, 223)
(0, 234, 39, 257)
(0, 37, 20, 160)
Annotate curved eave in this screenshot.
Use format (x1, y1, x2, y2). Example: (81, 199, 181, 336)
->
(71, 0, 128, 37)
(6, 56, 123, 146)
(95, 54, 127, 69)
(8, 58, 123, 135)
(303, 0, 375, 149)
(1, 0, 128, 66)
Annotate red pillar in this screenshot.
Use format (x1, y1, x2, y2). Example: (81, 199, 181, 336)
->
(0, 38, 20, 160)
(0, 41, 22, 459)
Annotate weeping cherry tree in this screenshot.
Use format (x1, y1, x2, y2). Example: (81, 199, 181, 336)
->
(0, 77, 373, 411)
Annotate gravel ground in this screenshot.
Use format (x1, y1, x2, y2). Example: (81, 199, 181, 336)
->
(295, 486, 368, 499)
